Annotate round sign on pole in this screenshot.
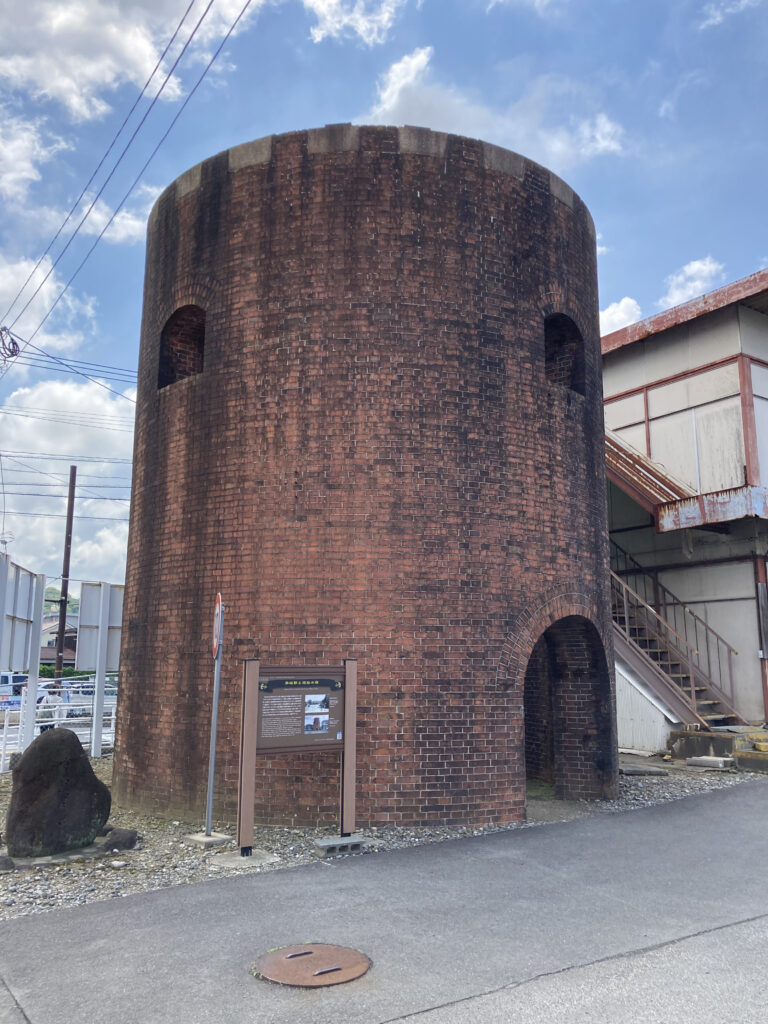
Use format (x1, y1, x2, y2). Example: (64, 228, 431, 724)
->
(213, 593, 223, 659)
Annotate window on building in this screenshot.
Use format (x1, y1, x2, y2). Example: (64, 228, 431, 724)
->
(158, 305, 206, 389)
(544, 313, 585, 397)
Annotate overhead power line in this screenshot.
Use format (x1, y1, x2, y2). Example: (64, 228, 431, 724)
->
(0, 0, 199, 328)
(10, 352, 137, 384)
(0, 329, 137, 403)
(0, 452, 130, 505)
(0, 450, 132, 463)
(0, 0, 256, 402)
(0, 0, 219, 359)
(4, 467, 132, 480)
(1, 402, 134, 421)
(0, 407, 134, 432)
(2, 492, 130, 501)
(4, 510, 129, 522)
(2, 480, 131, 489)
(21, 0, 252, 352)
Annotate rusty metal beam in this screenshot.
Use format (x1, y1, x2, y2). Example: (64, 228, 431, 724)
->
(657, 486, 768, 532)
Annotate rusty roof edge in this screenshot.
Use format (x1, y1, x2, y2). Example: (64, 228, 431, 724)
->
(601, 267, 768, 355)
(657, 486, 768, 533)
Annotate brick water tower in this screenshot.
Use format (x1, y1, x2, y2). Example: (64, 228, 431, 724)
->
(113, 125, 617, 826)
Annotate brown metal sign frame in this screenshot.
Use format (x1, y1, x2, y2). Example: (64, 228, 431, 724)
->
(236, 660, 357, 855)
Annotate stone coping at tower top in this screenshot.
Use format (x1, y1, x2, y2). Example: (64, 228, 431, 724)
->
(154, 124, 594, 240)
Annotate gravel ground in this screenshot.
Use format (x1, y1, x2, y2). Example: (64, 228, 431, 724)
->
(0, 754, 765, 922)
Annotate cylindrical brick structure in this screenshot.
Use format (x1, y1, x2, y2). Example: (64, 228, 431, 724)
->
(114, 125, 617, 827)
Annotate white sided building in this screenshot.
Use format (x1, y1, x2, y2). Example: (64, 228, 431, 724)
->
(602, 268, 768, 743)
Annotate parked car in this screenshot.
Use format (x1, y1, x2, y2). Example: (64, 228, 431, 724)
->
(0, 671, 28, 694)
(0, 672, 28, 709)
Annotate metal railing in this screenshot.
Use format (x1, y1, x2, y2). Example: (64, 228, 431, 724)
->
(0, 683, 116, 773)
(610, 541, 737, 707)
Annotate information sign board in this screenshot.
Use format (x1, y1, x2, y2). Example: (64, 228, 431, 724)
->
(237, 660, 357, 853)
(256, 666, 345, 754)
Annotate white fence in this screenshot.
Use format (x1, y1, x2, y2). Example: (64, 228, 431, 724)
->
(0, 677, 117, 773)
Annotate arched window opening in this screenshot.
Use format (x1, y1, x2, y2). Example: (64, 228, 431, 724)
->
(158, 305, 206, 389)
(544, 313, 585, 396)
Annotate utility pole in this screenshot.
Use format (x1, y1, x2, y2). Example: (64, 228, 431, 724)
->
(55, 465, 77, 679)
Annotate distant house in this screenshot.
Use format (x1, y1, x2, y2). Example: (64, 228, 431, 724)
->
(39, 614, 78, 667)
(602, 268, 768, 745)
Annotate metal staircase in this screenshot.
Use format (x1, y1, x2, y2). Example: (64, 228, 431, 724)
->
(610, 541, 744, 729)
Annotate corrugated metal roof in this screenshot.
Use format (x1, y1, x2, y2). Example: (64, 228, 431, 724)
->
(605, 430, 695, 512)
(601, 267, 768, 354)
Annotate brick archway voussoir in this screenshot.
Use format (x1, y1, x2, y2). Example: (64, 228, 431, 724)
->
(496, 584, 601, 693)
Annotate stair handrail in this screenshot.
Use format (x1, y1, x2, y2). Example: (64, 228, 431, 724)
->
(611, 571, 700, 708)
(610, 540, 738, 704)
(610, 543, 738, 655)
(610, 571, 698, 655)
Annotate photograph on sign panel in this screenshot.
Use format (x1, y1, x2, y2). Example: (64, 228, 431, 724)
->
(304, 714, 329, 733)
(305, 693, 330, 714)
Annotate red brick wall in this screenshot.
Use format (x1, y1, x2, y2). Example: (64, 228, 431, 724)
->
(113, 125, 617, 826)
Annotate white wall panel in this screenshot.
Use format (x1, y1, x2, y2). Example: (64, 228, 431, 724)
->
(604, 392, 645, 430)
(603, 346, 647, 398)
(649, 411, 697, 490)
(752, 364, 768, 400)
(648, 363, 740, 419)
(615, 424, 648, 456)
(754, 396, 768, 485)
(76, 582, 124, 672)
(739, 306, 768, 359)
(616, 664, 679, 753)
(642, 309, 740, 383)
(695, 397, 745, 492)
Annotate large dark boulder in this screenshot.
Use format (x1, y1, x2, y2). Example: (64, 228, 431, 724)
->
(5, 729, 111, 857)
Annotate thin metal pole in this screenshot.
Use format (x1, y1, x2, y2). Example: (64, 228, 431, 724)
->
(341, 659, 357, 836)
(55, 465, 77, 679)
(205, 603, 224, 836)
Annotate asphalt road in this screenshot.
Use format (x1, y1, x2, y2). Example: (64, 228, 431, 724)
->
(1, 780, 766, 1024)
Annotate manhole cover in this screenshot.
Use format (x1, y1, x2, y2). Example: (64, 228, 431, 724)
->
(252, 943, 371, 987)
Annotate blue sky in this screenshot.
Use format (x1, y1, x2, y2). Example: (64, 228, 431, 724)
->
(0, 0, 766, 586)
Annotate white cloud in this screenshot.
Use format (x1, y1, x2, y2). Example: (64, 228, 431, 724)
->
(600, 297, 641, 335)
(0, 378, 134, 583)
(575, 112, 623, 157)
(304, 0, 406, 44)
(67, 184, 164, 246)
(658, 257, 725, 308)
(0, 0, 402, 125)
(0, 1, 183, 122)
(0, 112, 69, 202)
(0, 0, 282, 123)
(71, 521, 130, 585)
(487, 0, 558, 13)
(657, 72, 706, 120)
(0, 253, 96, 358)
(369, 46, 433, 115)
(699, 0, 762, 29)
(363, 47, 624, 173)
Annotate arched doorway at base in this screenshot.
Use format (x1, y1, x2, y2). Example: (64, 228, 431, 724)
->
(523, 615, 616, 801)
